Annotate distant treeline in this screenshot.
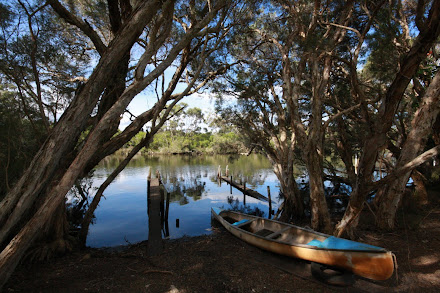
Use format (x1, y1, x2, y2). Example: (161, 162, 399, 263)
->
(124, 130, 248, 155)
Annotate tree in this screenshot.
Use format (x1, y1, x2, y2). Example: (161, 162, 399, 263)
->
(0, 83, 46, 199)
(334, 0, 440, 237)
(216, 0, 361, 232)
(374, 57, 440, 229)
(0, 0, 232, 288)
(0, 1, 90, 128)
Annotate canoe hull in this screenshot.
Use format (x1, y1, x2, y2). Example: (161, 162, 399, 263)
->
(212, 208, 394, 281)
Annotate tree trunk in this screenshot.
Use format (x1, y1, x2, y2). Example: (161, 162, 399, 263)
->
(273, 160, 304, 221)
(79, 136, 152, 245)
(411, 169, 428, 206)
(0, 2, 165, 288)
(335, 139, 379, 238)
(335, 1, 440, 237)
(376, 70, 440, 230)
(0, 0, 163, 247)
(305, 55, 332, 233)
(306, 149, 332, 233)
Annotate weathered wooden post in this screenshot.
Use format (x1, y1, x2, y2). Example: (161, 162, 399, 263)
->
(267, 186, 272, 219)
(243, 182, 246, 205)
(147, 177, 162, 256)
(164, 191, 170, 237)
(225, 165, 229, 177)
(230, 175, 233, 194)
(217, 165, 221, 178)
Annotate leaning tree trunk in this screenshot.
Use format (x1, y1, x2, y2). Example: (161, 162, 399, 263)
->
(272, 159, 304, 221)
(334, 1, 440, 237)
(0, 1, 162, 248)
(335, 139, 380, 238)
(375, 69, 440, 230)
(0, 3, 224, 287)
(79, 135, 152, 245)
(0, 2, 164, 287)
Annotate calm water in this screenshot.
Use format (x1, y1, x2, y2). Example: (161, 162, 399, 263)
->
(81, 154, 282, 248)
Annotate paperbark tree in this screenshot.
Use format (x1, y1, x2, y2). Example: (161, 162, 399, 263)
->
(216, 0, 359, 232)
(0, 0, 229, 288)
(375, 69, 440, 229)
(334, 0, 440, 237)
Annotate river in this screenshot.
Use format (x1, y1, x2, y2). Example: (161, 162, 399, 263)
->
(72, 154, 284, 248)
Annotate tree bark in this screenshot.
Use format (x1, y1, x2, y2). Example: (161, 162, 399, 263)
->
(0, 0, 163, 246)
(0, 1, 164, 287)
(273, 160, 304, 221)
(0, 2, 226, 288)
(375, 70, 440, 230)
(335, 0, 440, 237)
(304, 55, 333, 233)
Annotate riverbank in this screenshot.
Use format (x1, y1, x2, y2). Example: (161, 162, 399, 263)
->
(6, 204, 440, 292)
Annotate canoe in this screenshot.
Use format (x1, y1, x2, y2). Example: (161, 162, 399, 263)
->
(211, 207, 395, 281)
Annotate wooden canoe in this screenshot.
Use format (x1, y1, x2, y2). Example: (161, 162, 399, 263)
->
(211, 208, 395, 281)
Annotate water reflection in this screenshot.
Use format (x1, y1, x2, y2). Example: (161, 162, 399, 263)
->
(85, 154, 280, 248)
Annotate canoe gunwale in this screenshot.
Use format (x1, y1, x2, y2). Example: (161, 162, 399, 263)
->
(211, 208, 395, 281)
(214, 209, 388, 253)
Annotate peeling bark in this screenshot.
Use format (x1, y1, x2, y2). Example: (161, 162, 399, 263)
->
(0, 2, 227, 288)
(375, 70, 440, 230)
(335, 0, 440, 237)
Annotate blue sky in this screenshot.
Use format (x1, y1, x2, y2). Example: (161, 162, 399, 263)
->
(119, 90, 217, 130)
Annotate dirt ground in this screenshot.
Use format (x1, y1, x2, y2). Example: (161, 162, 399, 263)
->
(6, 205, 440, 293)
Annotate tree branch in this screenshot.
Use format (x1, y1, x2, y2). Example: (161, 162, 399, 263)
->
(367, 145, 440, 192)
(48, 0, 107, 55)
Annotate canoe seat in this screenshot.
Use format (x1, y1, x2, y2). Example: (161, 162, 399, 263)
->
(232, 219, 254, 228)
(254, 229, 275, 237)
(265, 227, 291, 239)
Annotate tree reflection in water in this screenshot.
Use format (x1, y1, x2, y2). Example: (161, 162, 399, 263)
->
(76, 154, 279, 247)
(225, 195, 265, 217)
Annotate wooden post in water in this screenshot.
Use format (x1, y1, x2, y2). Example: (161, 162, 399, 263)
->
(243, 182, 246, 205)
(267, 186, 272, 219)
(147, 177, 162, 256)
(164, 191, 170, 237)
(217, 165, 221, 178)
(165, 192, 170, 222)
(230, 176, 233, 194)
(225, 165, 229, 177)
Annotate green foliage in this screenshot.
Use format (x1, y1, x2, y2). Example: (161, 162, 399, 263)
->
(0, 84, 46, 198)
(145, 125, 245, 154)
(0, 1, 91, 122)
(140, 104, 247, 154)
